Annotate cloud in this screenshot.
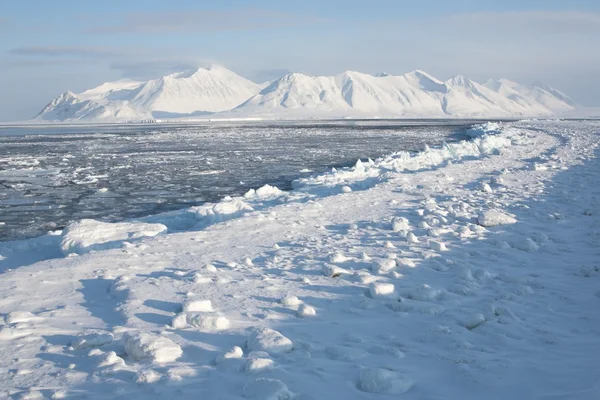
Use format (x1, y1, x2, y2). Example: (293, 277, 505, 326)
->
(109, 59, 210, 80)
(9, 46, 123, 58)
(439, 10, 600, 34)
(86, 9, 325, 34)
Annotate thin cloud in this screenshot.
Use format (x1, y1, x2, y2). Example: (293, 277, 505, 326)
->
(9, 46, 124, 58)
(86, 9, 326, 34)
(109, 60, 210, 80)
(440, 10, 600, 34)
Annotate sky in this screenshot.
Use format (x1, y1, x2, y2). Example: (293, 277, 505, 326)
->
(1, 0, 600, 121)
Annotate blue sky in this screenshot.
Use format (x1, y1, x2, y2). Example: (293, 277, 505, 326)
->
(1, 0, 600, 120)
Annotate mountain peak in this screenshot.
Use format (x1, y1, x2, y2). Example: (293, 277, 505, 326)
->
(446, 75, 475, 88)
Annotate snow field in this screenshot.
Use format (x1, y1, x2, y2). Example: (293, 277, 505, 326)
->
(0, 120, 599, 399)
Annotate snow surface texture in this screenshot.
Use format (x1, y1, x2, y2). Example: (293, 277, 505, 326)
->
(34, 66, 576, 122)
(1, 120, 600, 399)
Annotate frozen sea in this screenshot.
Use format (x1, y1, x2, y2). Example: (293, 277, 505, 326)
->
(0, 120, 481, 241)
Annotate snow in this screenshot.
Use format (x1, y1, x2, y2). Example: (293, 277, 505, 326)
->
(477, 210, 518, 227)
(60, 219, 167, 255)
(124, 332, 183, 363)
(71, 333, 114, 350)
(33, 66, 577, 122)
(182, 299, 213, 312)
(357, 368, 415, 394)
(247, 328, 294, 355)
(35, 65, 262, 122)
(1, 120, 600, 399)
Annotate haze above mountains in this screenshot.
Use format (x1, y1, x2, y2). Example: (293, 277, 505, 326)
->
(35, 65, 578, 122)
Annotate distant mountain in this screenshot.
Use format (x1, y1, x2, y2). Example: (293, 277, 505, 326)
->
(234, 70, 576, 118)
(35, 66, 577, 122)
(36, 66, 262, 122)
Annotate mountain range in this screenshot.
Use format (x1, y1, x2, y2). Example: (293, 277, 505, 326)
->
(35, 65, 578, 122)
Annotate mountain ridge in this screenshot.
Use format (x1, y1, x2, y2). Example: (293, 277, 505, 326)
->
(35, 66, 578, 122)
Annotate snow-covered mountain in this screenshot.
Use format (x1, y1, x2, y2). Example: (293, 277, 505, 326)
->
(234, 71, 576, 118)
(35, 66, 577, 122)
(36, 66, 262, 122)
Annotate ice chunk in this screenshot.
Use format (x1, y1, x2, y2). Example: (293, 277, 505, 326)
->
(392, 217, 410, 232)
(369, 282, 395, 297)
(247, 328, 293, 355)
(124, 332, 182, 363)
(61, 219, 167, 255)
(296, 304, 316, 318)
(172, 312, 230, 331)
(477, 211, 517, 227)
(280, 295, 301, 307)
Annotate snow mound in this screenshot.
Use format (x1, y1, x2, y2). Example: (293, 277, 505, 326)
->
(124, 332, 182, 363)
(296, 304, 316, 318)
(477, 210, 517, 227)
(244, 184, 284, 199)
(60, 219, 167, 255)
(369, 282, 395, 297)
(72, 333, 114, 350)
(172, 312, 231, 331)
(193, 198, 254, 227)
(247, 328, 294, 355)
(280, 295, 301, 307)
(246, 357, 275, 374)
(182, 299, 213, 313)
(358, 368, 414, 394)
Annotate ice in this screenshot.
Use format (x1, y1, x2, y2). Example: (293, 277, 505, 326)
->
(1, 120, 599, 399)
(72, 333, 114, 350)
(477, 210, 517, 227)
(60, 219, 167, 255)
(124, 332, 183, 363)
(0, 121, 468, 242)
(247, 328, 294, 355)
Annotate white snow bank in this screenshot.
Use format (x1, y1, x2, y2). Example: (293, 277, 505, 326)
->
(124, 332, 182, 363)
(477, 210, 517, 227)
(192, 198, 254, 227)
(293, 129, 512, 191)
(247, 328, 294, 355)
(60, 219, 167, 255)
